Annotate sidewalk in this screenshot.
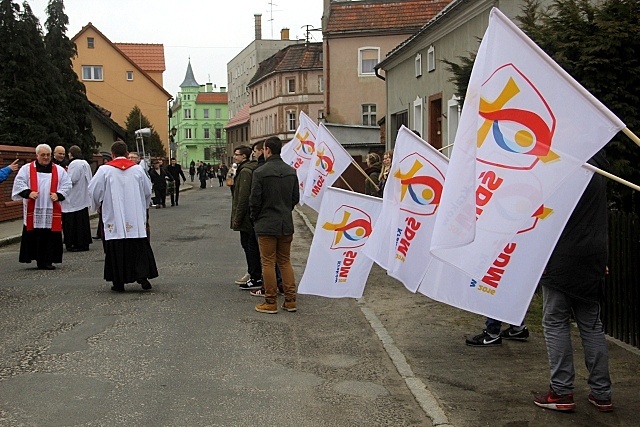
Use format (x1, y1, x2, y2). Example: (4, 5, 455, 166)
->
(295, 203, 640, 427)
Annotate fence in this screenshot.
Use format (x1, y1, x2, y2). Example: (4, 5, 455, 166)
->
(602, 210, 640, 349)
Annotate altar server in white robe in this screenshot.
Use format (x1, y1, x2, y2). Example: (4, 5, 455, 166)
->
(88, 140, 158, 292)
(12, 144, 72, 270)
(61, 145, 93, 252)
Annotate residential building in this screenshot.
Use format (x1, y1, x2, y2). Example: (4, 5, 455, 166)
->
(224, 103, 250, 165)
(376, 0, 551, 154)
(88, 102, 126, 155)
(71, 23, 172, 150)
(321, 0, 452, 128)
(227, 14, 303, 119)
(247, 42, 324, 146)
(171, 61, 229, 167)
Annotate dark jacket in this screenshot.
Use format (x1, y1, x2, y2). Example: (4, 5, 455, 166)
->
(166, 164, 186, 184)
(149, 167, 168, 189)
(540, 150, 608, 302)
(250, 154, 299, 236)
(231, 160, 258, 232)
(364, 162, 381, 196)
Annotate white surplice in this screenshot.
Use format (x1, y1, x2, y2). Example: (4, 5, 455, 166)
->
(61, 159, 92, 213)
(88, 158, 151, 240)
(12, 163, 72, 229)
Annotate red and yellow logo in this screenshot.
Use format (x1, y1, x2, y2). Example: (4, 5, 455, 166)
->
(477, 64, 557, 170)
(314, 142, 336, 177)
(322, 205, 373, 250)
(394, 153, 444, 216)
(293, 128, 316, 160)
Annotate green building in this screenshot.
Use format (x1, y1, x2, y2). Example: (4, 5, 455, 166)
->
(171, 61, 229, 167)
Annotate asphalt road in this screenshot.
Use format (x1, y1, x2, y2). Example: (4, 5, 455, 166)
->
(0, 184, 432, 427)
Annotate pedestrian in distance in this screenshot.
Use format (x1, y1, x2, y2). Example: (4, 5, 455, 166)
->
(217, 163, 228, 187)
(61, 145, 93, 252)
(250, 137, 299, 314)
(166, 157, 186, 206)
(149, 160, 168, 208)
(533, 150, 613, 413)
(197, 161, 208, 189)
(11, 144, 72, 270)
(364, 152, 381, 197)
(88, 140, 158, 292)
(189, 160, 196, 182)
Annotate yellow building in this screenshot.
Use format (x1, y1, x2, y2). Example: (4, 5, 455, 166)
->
(71, 23, 172, 150)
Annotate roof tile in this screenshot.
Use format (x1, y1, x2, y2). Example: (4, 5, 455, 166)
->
(115, 43, 166, 72)
(196, 92, 229, 104)
(225, 103, 250, 129)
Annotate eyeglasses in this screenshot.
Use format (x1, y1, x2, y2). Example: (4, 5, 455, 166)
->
(37, 153, 51, 157)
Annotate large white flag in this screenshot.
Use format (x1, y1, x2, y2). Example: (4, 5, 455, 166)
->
(420, 166, 595, 325)
(302, 123, 354, 212)
(281, 111, 318, 195)
(430, 8, 624, 280)
(298, 188, 383, 298)
(362, 127, 447, 292)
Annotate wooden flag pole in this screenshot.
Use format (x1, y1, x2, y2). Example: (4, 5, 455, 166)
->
(339, 176, 354, 192)
(438, 143, 454, 152)
(583, 163, 640, 192)
(623, 127, 640, 148)
(350, 159, 380, 193)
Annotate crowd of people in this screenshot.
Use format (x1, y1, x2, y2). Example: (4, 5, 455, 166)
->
(3, 138, 615, 412)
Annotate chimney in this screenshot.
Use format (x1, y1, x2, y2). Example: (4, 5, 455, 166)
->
(220, 87, 227, 93)
(254, 14, 262, 41)
(280, 28, 290, 40)
(206, 83, 213, 92)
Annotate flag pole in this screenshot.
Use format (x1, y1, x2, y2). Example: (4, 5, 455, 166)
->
(339, 176, 354, 192)
(583, 163, 640, 192)
(350, 159, 380, 192)
(438, 143, 454, 152)
(622, 128, 640, 148)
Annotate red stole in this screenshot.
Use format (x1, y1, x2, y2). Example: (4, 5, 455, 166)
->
(26, 162, 62, 232)
(106, 158, 136, 170)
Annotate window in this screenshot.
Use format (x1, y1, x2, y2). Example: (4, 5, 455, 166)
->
(318, 75, 324, 93)
(413, 96, 423, 137)
(203, 109, 209, 119)
(287, 111, 296, 131)
(126, 71, 134, 81)
(81, 65, 103, 81)
(362, 104, 376, 126)
(358, 48, 379, 76)
(185, 128, 192, 139)
(87, 37, 94, 48)
(415, 53, 422, 77)
(427, 45, 436, 72)
(216, 128, 222, 139)
(204, 147, 211, 160)
(204, 128, 210, 139)
(184, 109, 191, 119)
(215, 108, 221, 119)
(287, 78, 295, 94)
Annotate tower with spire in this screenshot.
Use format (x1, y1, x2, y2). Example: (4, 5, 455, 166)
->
(170, 60, 228, 167)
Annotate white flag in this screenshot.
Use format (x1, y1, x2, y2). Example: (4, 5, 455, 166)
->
(302, 123, 354, 212)
(298, 188, 383, 298)
(362, 127, 448, 292)
(281, 111, 318, 195)
(420, 166, 595, 325)
(430, 7, 624, 280)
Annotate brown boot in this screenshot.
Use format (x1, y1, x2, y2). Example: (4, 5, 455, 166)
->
(255, 302, 278, 314)
(281, 300, 297, 312)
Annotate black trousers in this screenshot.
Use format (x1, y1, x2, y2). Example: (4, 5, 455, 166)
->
(240, 230, 262, 280)
(170, 183, 181, 205)
(154, 188, 166, 207)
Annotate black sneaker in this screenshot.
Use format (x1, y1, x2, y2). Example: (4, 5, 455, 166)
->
(500, 325, 529, 341)
(239, 278, 263, 290)
(465, 330, 502, 346)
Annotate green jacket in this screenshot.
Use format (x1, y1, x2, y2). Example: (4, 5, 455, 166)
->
(231, 160, 258, 232)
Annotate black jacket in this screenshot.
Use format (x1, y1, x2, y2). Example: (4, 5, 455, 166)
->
(149, 167, 168, 189)
(166, 164, 186, 184)
(540, 150, 608, 302)
(250, 154, 299, 236)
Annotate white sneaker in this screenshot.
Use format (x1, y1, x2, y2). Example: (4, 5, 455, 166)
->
(234, 273, 250, 285)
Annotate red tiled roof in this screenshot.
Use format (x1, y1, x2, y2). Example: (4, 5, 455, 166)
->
(225, 103, 250, 129)
(248, 43, 323, 87)
(325, 0, 453, 35)
(115, 43, 166, 72)
(196, 92, 228, 104)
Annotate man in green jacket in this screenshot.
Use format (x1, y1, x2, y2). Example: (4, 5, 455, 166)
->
(231, 145, 262, 290)
(250, 137, 300, 313)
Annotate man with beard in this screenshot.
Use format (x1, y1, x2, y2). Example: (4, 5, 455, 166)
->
(12, 144, 72, 270)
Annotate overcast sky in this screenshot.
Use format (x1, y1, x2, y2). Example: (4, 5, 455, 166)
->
(27, 0, 324, 98)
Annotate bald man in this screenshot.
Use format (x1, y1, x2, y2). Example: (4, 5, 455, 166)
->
(53, 146, 68, 168)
